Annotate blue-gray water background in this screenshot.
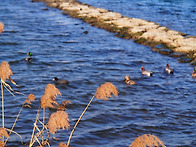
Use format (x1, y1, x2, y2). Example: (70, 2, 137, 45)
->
(0, 0, 195, 146)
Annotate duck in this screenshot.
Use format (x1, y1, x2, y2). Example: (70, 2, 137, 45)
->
(192, 67, 196, 78)
(53, 77, 69, 85)
(124, 75, 137, 85)
(26, 52, 32, 61)
(141, 67, 153, 76)
(57, 100, 71, 111)
(165, 64, 174, 74)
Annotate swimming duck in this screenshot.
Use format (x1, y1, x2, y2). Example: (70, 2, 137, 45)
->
(141, 67, 153, 76)
(124, 75, 137, 85)
(57, 100, 71, 111)
(192, 67, 196, 78)
(165, 64, 174, 74)
(26, 52, 32, 61)
(53, 77, 69, 85)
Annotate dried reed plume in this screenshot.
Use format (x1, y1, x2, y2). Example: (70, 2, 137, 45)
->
(0, 61, 13, 81)
(0, 23, 4, 34)
(58, 142, 68, 147)
(24, 94, 36, 105)
(40, 84, 61, 108)
(0, 127, 8, 146)
(0, 127, 8, 139)
(95, 82, 118, 100)
(47, 111, 70, 134)
(57, 100, 71, 111)
(129, 134, 166, 147)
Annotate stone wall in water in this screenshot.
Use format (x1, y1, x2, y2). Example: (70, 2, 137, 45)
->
(32, 0, 196, 64)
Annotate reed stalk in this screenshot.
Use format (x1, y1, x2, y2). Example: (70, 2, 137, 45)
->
(67, 95, 95, 147)
(1, 80, 4, 129)
(29, 108, 40, 147)
(5, 94, 35, 145)
(4, 105, 23, 144)
(1, 80, 5, 143)
(42, 108, 45, 144)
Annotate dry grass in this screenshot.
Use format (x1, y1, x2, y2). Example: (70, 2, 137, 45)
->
(129, 134, 166, 147)
(58, 142, 68, 147)
(24, 94, 36, 104)
(0, 61, 13, 81)
(0, 23, 4, 34)
(40, 84, 61, 108)
(47, 111, 70, 134)
(0, 127, 8, 146)
(95, 82, 118, 100)
(57, 100, 71, 111)
(0, 127, 8, 139)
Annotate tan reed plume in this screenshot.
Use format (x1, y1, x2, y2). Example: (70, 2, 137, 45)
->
(58, 142, 68, 147)
(0, 61, 13, 81)
(40, 84, 61, 108)
(0, 23, 4, 34)
(0, 127, 8, 139)
(129, 134, 166, 147)
(0, 127, 8, 146)
(47, 111, 70, 134)
(67, 82, 118, 147)
(95, 82, 118, 100)
(24, 94, 36, 105)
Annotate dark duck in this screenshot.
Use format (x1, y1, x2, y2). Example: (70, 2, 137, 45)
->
(53, 77, 69, 85)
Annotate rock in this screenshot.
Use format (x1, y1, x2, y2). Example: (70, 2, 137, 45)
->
(169, 52, 186, 58)
(178, 57, 193, 63)
(190, 60, 196, 66)
(159, 49, 173, 55)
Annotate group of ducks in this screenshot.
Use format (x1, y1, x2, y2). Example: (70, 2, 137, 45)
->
(124, 64, 196, 85)
(25, 52, 196, 86)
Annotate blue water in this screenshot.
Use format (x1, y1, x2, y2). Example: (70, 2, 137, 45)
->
(0, 0, 196, 146)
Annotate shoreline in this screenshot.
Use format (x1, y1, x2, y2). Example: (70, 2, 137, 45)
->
(32, 0, 196, 64)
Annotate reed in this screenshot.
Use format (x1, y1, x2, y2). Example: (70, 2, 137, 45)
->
(24, 94, 36, 105)
(40, 84, 61, 109)
(0, 127, 8, 146)
(0, 61, 13, 144)
(67, 82, 118, 147)
(30, 84, 62, 146)
(47, 110, 70, 134)
(58, 142, 68, 147)
(0, 61, 30, 146)
(129, 134, 166, 147)
(0, 22, 4, 34)
(5, 94, 36, 145)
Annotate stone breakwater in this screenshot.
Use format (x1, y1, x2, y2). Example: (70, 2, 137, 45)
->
(32, 0, 196, 64)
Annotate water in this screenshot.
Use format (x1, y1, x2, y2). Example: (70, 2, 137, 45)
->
(0, 0, 196, 146)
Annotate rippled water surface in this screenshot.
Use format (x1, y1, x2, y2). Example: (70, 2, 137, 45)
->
(0, 0, 196, 146)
